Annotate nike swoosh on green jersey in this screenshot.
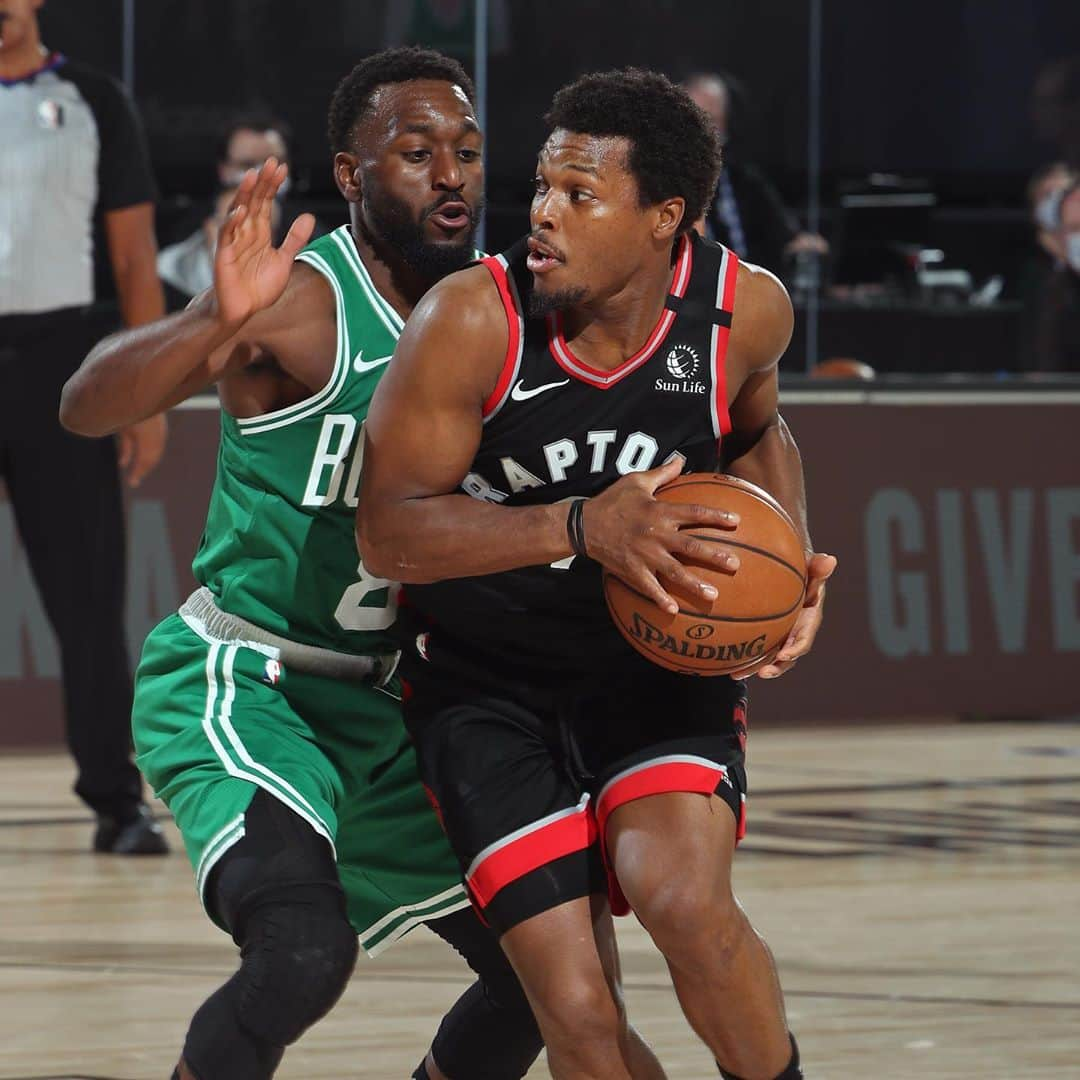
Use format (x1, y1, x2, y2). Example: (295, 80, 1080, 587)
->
(353, 350, 394, 373)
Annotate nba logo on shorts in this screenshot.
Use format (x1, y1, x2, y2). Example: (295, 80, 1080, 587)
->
(263, 659, 283, 685)
(416, 633, 431, 662)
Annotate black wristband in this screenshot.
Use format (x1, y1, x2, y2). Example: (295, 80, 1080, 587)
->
(566, 498, 589, 559)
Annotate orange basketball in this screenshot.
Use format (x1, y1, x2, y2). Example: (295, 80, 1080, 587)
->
(603, 474, 808, 676)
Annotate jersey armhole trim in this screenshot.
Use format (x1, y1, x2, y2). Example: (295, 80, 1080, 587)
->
(234, 250, 350, 435)
(480, 254, 524, 422)
(711, 246, 739, 440)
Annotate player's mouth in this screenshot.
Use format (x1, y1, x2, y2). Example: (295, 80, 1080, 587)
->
(427, 200, 472, 235)
(526, 235, 565, 274)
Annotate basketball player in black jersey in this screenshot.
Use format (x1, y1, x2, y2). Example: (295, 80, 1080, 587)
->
(360, 69, 836, 1079)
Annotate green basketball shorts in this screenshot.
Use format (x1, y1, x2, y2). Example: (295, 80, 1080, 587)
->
(132, 614, 469, 955)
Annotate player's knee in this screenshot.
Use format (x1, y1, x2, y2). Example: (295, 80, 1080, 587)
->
(535, 974, 624, 1051)
(635, 879, 742, 967)
(234, 884, 359, 1047)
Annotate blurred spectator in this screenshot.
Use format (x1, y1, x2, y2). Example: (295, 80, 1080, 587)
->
(158, 112, 290, 310)
(158, 184, 281, 309)
(216, 109, 291, 189)
(1031, 56, 1080, 170)
(0, 0, 167, 851)
(1020, 164, 1080, 372)
(684, 71, 828, 276)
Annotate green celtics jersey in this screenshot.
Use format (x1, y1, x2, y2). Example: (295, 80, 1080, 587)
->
(191, 225, 406, 655)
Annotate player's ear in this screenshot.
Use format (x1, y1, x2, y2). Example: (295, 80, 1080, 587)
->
(334, 153, 363, 202)
(653, 196, 685, 242)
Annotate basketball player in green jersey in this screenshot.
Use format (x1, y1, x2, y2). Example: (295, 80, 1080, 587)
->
(59, 49, 546, 1080)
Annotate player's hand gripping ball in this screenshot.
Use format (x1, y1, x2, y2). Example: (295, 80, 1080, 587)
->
(603, 474, 808, 676)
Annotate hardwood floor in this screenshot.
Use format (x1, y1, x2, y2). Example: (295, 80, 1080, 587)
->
(2, 719, 1077, 1078)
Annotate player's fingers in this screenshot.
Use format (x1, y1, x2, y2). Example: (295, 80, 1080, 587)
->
(804, 553, 837, 604)
(641, 455, 685, 494)
(218, 202, 247, 250)
(232, 167, 259, 208)
(776, 610, 825, 661)
(673, 532, 740, 573)
(756, 660, 796, 679)
(670, 502, 740, 530)
(248, 157, 279, 222)
(272, 161, 289, 195)
(655, 556, 718, 604)
(280, 213, 316, 261)
(628, 567, 680, 616)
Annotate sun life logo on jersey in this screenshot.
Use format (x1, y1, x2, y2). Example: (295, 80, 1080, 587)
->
(666, 345, 700, 379)
(656, 344, 706, 395)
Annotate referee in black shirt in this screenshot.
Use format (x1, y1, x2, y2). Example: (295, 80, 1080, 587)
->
(1, 0, 168, 853)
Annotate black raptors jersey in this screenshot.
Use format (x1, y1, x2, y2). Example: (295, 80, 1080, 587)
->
(406, 230, 740, 671)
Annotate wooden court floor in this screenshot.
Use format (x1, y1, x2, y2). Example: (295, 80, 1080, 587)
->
(1, 719, 1077, 1079)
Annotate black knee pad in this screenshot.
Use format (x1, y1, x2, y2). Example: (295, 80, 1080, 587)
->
(235, 880, 359, 1046)
(425, 908, 543, 1079)
(185, 791, 359, 1074)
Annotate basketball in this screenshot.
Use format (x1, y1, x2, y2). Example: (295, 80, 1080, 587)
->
(603, 474, 808, 676)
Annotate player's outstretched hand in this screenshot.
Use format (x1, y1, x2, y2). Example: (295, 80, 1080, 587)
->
(752, 552, 837, 679)
(214, 158, 315, 328)
(582, 456, 741, 615)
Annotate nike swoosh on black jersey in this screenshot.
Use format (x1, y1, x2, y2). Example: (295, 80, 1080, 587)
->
(510, 378, 570, 401)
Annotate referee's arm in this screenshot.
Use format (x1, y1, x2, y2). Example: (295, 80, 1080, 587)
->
(105, 202, 168, 486)
(98, 74, 168, 485)
(105, 202, 165, 328)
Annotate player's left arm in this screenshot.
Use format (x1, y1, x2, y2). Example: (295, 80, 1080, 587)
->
(721, 263, 837, 678)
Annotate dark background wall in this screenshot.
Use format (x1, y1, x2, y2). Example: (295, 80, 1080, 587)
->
(39, 0, 1080, 211)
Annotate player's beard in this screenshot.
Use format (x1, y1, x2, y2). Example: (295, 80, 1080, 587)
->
(527, 285, 588, 318)
(362, 180, 483, 282)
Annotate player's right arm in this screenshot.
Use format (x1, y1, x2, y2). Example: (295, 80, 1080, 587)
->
(59, 160, 320, 437)
(358, 274, 740, 615)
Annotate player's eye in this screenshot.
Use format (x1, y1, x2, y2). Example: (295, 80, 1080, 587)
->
(570, 189, 593, 203)
(403, 149, 430, 163)
(458, 148, 481, 162)
(533, 177, 549, 196)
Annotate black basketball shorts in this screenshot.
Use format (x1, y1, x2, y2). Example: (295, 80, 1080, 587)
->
(399, 627, 749, 934)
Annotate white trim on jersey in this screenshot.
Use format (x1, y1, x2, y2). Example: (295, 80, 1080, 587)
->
(235, 249, 352, 434)
(482, 253, 526, 424)
(709, 245, 732, 440)
(331, 226, 405, 338)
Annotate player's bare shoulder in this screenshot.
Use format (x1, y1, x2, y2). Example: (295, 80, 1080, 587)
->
(394, 262, 510, 406)
(729, 260, 795, 376)
(406, 262, 507, 343)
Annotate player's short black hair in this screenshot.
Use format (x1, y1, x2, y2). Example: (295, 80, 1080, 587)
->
(328, 46, 476, 155)
(544, 68, 722, 233)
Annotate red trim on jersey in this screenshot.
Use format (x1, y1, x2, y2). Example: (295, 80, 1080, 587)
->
(466, 801, 597, 909)
(711, 247, 740, 439)
(546, 233, 694, 390)
(480, 255, 523, 419)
